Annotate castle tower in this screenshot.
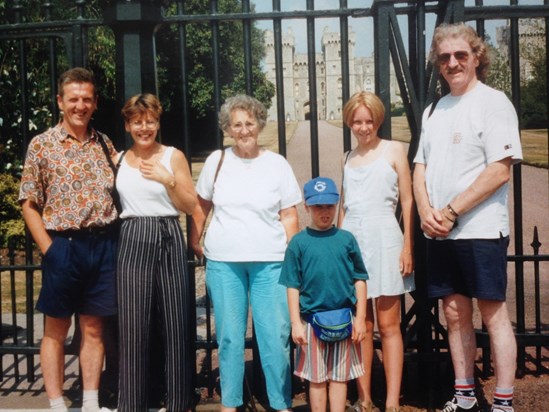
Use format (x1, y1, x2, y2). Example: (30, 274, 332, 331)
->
(321, 27, 356, 120)
(264, 27, 399, 122)
(264, 29, 297, 121)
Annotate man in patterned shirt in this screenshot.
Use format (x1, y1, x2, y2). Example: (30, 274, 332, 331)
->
(19, 67, 116, 412)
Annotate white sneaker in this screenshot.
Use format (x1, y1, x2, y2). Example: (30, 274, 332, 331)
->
(441, 398, 480, 412)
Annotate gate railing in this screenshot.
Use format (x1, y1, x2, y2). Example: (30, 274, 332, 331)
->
(1, 0, 548, 407)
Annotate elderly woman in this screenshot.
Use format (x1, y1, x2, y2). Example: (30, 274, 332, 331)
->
(190, 94, 301, 412)
(116, 93, 197, 412)
(338, 92, 415, 412)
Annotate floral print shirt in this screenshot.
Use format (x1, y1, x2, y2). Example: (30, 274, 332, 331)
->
(19, 124, 118, 231)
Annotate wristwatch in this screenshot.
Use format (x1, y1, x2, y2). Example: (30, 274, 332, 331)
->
(167, 179, 176, 189)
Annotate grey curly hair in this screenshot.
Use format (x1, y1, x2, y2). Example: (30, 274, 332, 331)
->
(218, 94, 267, 132)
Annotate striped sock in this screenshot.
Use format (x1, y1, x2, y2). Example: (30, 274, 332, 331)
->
(454, 378, 477, 409)
(492, 386, 514, 411)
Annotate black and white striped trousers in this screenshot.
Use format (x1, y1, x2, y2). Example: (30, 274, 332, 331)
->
(117, 216, 193, 412)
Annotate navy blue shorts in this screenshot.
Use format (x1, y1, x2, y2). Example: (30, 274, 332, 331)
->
(426, 236, 510, 301)
(37, 228, 118, 318)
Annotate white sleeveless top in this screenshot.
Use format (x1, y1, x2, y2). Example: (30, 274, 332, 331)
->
(116, 146, 179, 218)
(195, 148, 302, 262)
(341, 141, 415, 298)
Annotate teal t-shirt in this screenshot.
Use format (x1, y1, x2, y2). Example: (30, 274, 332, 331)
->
(279, 226, 368, 315)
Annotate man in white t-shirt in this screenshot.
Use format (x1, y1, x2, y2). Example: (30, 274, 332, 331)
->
(413, 23, 522, 412)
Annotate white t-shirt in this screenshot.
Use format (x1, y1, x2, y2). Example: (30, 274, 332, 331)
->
(414, 82, 523, 239)
(117, 146, 179, 218)
(196, 148, 302, 262)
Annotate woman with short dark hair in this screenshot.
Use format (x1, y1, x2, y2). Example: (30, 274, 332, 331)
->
(116, 93, 197, 412)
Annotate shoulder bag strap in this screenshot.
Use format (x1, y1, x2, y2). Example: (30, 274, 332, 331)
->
(115, 150, 126, 170)
(341, 150, 352, 190)
(97, 132, 118, 175)
(96, 132, 123, 214)
(213, 149, 225, 185)
(337, 150, 352, 225)
(428, 95, 440, 118)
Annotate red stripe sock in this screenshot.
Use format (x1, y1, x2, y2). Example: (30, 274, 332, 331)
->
(454, 379, 477, 408)
(493, 387, 513, 411)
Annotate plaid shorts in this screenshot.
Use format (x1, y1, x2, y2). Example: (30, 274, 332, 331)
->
(294, 320, 364, 383)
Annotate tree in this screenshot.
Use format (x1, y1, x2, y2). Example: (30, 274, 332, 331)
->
(521, 55, 547, 129)
(0, 173, 25, 247)
(486, 43, 512, 99)
(484, 20, 547, 129)
(0, 0, 117, 175)
(157, 0, 275, 150)
(0, 0, 275, 169)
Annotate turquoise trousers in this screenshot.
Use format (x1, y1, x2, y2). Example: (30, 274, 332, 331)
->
(206, 260, 292, 410)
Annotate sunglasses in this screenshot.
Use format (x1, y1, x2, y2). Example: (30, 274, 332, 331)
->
(437, 51, 470, 65)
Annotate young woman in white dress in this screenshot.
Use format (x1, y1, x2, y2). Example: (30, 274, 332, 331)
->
(338, 91, 415, 412)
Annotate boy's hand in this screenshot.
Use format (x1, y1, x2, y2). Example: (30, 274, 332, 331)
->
(352, 316, 366, 343)
(291, 322, 308, 346)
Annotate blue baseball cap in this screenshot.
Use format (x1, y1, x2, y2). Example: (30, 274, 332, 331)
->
(304, 177, 340, 206)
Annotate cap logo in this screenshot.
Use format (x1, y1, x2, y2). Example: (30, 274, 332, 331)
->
(314, 181, 327, 192)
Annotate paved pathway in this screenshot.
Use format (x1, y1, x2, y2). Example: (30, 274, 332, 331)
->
(286, 120, 347, 226)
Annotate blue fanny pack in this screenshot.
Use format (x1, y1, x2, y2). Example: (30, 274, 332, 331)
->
(307, 308, 353, 342)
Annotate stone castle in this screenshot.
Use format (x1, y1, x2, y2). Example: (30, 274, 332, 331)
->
(496, 18, 546, 81)
(263, 27, 401, 122)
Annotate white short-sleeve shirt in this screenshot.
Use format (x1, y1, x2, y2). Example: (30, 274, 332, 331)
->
(196, 148, 302, 261)
(414, 82, 523, 239)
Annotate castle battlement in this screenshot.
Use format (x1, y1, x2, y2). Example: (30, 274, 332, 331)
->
(263, 28, 400, 121)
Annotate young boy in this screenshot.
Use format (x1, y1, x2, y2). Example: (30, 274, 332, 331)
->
(280, 176, 368, 412)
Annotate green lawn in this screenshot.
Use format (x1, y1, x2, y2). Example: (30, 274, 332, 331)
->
(1, 271, 41, 313)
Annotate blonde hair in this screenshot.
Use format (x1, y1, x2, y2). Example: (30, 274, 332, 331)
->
(429, 22, 491, 82)
(342, 91, 385, 131)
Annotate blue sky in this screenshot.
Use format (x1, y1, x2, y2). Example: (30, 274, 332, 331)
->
(254, 0, 545, 57)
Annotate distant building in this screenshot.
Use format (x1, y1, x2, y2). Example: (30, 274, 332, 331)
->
(263, 27, 401, 121)
(496, 18, 546, 81)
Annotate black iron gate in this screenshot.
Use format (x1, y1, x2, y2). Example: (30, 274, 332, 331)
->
(1, 0, 548, 409)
